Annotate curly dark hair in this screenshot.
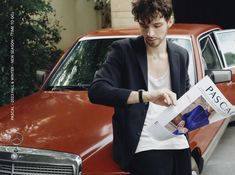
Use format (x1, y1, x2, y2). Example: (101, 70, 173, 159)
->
(131, 0, 173, 24)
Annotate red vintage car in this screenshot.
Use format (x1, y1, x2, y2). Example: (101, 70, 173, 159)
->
(0, 24, 234, 175)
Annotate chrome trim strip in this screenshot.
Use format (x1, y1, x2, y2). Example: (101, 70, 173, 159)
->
(79, 35, 139, 41)
(79, 34, 192, 41)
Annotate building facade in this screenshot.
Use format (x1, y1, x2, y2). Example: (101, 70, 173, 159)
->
(50, 0, 172, 49)
(50, 0, 102, 49)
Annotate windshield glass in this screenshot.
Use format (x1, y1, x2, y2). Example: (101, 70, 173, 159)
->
(46, 38, 120, 90)
(168, 37, 196, 86)
(45, 37, 195, 90)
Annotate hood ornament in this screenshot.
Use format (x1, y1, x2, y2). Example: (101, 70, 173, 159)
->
(11, 132, 23, 152)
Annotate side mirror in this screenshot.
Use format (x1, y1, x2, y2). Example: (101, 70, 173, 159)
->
(36, 70, 48, 87)
(205, 69, 232, 84)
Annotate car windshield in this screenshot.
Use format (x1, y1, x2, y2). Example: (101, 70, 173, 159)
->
(45, 38, 120, 90)
(168, 37, 196, 86)
(45, 37, 195, 91)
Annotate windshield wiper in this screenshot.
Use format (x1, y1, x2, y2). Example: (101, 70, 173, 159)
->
(47, 85, 89, 91)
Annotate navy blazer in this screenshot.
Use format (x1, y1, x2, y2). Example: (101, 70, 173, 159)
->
(88, 36, 190, 170)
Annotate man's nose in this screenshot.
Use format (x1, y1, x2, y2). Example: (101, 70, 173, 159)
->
(147, 27, 154, 37)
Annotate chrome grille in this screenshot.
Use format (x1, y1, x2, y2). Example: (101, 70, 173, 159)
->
(0, 162, 11, 172)
(0, 161, 73, 175)
(0, 146, 82, 175)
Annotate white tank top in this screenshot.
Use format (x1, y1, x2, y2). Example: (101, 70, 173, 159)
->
(135, 67, 189, 153)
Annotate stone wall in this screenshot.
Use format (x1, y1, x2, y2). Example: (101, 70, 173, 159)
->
(49, 0, 101, 49)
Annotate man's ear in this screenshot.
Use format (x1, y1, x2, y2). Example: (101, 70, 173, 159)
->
(167, 16, 174, 28)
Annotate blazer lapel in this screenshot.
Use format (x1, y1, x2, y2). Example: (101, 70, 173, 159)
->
(134, 36, 148, 89)
(132, 38, 181, 93)
(167, 41, 181, 97)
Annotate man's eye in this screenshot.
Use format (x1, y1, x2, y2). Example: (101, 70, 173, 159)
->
(154, 25, 161, 28)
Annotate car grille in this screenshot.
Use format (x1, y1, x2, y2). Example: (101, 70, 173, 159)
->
(0, 161, 73, 174)
(0, 146, 82, 175)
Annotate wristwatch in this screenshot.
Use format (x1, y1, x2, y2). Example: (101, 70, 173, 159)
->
(138, 90, 144, 103)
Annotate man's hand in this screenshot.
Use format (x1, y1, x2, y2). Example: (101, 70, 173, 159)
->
(144, 88, 177, 106)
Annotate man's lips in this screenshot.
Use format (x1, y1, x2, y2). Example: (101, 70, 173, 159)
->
(146, 37, 158, 41)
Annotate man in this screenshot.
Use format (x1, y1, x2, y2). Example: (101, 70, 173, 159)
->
(88, 0, 191, 174)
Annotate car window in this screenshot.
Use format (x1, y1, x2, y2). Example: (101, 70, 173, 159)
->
(214, 30, 235, 68)
(46, 38, 121, 90)
(46, 37, 196, 90)
(199, 36, 222, 70)
(167, 37, 196, 86)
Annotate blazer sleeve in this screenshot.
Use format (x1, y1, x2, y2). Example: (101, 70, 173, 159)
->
(88, 41, 132, 107)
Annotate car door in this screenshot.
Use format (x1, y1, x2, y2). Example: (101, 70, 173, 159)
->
(213, 30, 235, 105)
(198, 31, 235, 106)
(213, 29, 235, 105)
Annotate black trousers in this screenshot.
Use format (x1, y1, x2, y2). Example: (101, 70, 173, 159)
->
(130, 149, 191, 175)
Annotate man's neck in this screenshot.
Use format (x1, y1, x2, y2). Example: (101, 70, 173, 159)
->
(146, 39, 167, 59)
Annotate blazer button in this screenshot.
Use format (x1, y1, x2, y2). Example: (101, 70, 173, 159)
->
(137, 131, 141, 136)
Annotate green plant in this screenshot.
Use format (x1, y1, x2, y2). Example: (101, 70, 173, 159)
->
(93, 0, 110, 11)
(0, 0, 63, 106)
(87, 0, 111, 28)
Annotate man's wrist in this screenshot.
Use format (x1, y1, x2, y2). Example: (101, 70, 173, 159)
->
(137, 90, 151, 103)
(138, 90, 150, 103)
(142, 91, 150, 103)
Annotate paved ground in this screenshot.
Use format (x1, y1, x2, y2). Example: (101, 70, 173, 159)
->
(201, 122, 235, 175)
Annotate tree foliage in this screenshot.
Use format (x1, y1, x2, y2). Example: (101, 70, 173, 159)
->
(88, 0, 111, 28)
(0, 0, 63, 106)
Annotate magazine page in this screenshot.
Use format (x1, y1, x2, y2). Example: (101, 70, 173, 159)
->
(147, 76, 235, 141)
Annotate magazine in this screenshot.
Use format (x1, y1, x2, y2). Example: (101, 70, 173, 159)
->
(147, 76, 235, 140)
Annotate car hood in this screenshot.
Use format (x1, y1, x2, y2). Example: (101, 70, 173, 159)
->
(0, 90, 113, 160)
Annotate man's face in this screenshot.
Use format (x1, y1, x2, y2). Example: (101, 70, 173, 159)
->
(139, 15, 173, 48)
